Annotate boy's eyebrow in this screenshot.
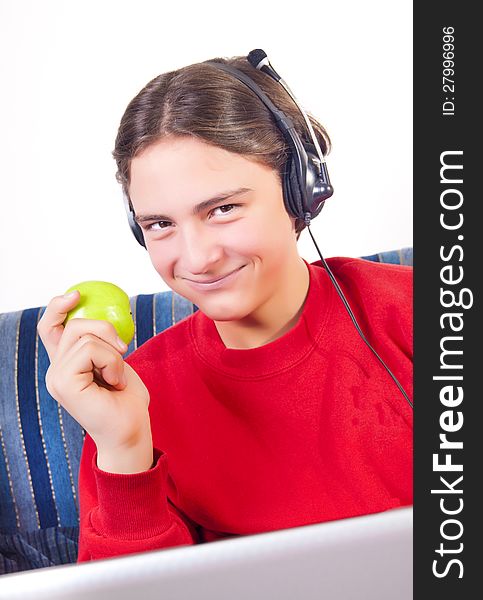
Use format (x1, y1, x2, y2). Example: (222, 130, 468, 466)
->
(134, 187, 253, 224)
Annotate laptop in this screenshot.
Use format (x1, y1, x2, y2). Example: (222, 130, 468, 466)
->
(0, 507, 412, 600)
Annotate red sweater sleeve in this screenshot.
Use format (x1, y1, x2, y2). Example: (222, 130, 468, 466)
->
(77, 433, 198, 562)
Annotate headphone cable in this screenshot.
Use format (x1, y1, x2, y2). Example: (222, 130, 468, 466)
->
(306, 225, 413, 410)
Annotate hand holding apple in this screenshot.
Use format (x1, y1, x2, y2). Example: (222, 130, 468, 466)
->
(36, 284, 153, 474)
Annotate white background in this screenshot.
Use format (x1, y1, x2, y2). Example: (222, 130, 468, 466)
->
(0, 0, 412, 313)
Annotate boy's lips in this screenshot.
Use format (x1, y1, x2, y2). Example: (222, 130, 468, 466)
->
(184, 265, 246, 291)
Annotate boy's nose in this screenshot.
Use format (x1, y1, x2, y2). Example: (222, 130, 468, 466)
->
(178, 228, 224, 275)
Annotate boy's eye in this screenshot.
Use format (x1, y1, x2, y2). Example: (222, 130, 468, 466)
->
(145, 221, 171, 231)
(211, 204, 237, 216)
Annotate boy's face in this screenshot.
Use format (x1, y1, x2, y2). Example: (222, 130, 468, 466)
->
(128, 135, 299, 322)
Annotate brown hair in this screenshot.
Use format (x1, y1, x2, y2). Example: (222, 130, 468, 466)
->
(112, 55, 331, 238)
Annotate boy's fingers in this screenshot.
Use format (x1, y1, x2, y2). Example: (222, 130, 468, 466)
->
(62, 336, 127, 392)
(48, 339, 126, 421)
(57, 318, 128, 360)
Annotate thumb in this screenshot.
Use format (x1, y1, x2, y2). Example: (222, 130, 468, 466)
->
(37, 290, 81, 360)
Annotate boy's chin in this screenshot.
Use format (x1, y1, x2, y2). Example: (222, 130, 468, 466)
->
(197, 300, 253, 323)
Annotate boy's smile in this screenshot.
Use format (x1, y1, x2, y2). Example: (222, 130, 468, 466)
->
(182, 264, 248, 291)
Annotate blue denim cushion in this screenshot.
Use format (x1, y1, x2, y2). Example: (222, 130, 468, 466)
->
(361, 247, 413, 266)
(0, 526, 78, 574)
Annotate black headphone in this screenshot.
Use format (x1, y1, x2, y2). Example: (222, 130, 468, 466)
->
(123, 49, 333, 249)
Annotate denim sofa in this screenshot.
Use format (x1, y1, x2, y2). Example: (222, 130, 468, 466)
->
(0, 248, 413, 574)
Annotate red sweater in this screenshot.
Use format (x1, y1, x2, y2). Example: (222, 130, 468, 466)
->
(77, 257, 413, 561)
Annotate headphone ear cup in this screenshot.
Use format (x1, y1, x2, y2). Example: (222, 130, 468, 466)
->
(306, 148, 325, 219)
(124, 193, 147, 248)
(128, 211, 146, 248)
(283, 156, 305, 220)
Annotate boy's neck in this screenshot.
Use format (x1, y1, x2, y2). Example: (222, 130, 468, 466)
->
(213, 257, 310, 350)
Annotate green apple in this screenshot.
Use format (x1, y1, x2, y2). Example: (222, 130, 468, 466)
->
(63, 281, 135, 346)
